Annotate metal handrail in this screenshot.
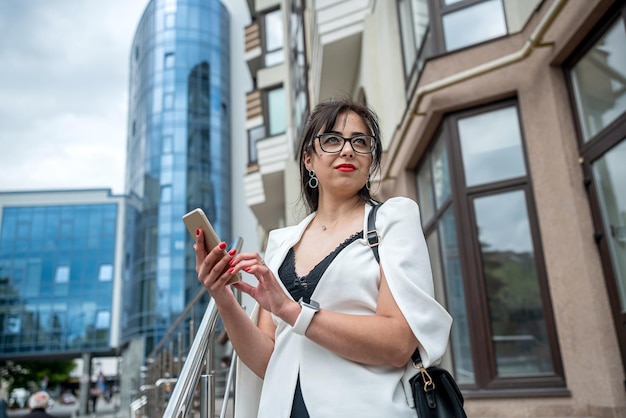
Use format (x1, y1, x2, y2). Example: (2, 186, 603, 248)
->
(161, 237, 244, 418)
(129, 395, 147, 417)
(162, 296, 221, 417)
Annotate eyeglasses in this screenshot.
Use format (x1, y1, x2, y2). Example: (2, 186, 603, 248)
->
(315, 133, 375, 154)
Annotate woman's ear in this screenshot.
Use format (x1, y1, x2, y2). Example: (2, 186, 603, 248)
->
(303, 151, 312, 171)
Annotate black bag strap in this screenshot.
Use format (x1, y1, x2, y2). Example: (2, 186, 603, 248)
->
(366, 203, 383, 262)
(367, 203, 422, 364)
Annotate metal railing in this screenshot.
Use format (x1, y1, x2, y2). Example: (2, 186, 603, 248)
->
(132, 238, 243, 418)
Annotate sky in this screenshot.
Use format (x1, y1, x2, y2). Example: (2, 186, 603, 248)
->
(0, 0, 150, 195)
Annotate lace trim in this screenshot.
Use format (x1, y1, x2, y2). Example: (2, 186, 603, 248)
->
(279, 231, 363, 302)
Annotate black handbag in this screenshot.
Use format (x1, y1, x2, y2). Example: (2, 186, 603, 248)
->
(409, 350, 467, 418)
(367, 203, 467, 418)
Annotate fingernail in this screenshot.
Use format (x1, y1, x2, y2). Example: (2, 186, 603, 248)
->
(196, 228, 200, 236)
(219, 242, 227, 250)
(244, 267, 251, 272)
(228, 248, 236, 256)
(228, 259, 234, 266)
(228, 268, 234, 274)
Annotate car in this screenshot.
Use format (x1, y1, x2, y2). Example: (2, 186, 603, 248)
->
(59, 392, 77, 405)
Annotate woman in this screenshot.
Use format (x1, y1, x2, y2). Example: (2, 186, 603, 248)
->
(195, 98, 452, 417)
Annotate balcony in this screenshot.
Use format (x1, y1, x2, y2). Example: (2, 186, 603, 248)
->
(244, 133, 289, 235)
(243, 90, 289, 236)
(244, 21, 263, 76)
(308, 0, 373, 101)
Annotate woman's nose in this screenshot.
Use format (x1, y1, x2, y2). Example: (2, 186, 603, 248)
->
(340, 139, 355, 156)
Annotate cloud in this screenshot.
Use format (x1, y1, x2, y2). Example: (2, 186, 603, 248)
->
(0, 0, 148, 194)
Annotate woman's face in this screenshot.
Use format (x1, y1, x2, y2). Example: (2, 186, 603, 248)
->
(304, 110, 373, 198)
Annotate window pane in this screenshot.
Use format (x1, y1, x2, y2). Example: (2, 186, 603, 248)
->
(164, 53, 175, 69)
(248, 125, 265, 164)
(571, 19, 626, 142)
(432, 136, 451, 208)
(96, 311, 110, 329)
(458, 106, 526, 187)
(592, 139, 626, 311)
(265, 10, 284, 66)
(399, 0, 431, 77)
(442, 0, 507, 51)
(268, 87, 286, 135)
(417, 161, 435, 225)
(398, 0, 417, 75)
(55, 266, 70, 283)
(438, 207, 474, 383)
(474, 190, 554, 377)
(99, 264, 113, 282)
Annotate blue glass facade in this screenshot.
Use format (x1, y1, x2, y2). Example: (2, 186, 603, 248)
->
(0, 203, 118, 356)
(122, 0, 231, 351)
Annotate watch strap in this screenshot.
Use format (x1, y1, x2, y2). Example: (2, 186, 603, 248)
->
(292, 298, 319, 335)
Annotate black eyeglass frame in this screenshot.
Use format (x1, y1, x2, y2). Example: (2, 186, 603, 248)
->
(313, 133, 376, 155)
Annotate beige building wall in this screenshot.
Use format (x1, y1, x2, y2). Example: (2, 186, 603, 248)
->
(316, 0, 626, 416)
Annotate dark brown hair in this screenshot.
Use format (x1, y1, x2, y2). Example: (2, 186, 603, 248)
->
(297, 97, 382, 213)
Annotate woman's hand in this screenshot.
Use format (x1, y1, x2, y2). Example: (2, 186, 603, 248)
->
(194, 230, 278, 378)
(195, 229, 238, 303)
(230, 253, 300, 325)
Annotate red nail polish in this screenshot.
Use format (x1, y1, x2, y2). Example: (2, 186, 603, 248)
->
(228, 259, 234, 266)
(228, 268, 234, 274)
(228, 248, 236, 256)
(219, 242, 227, 250)
(244, 267, 251, 272)
(196, 228, 200, 236)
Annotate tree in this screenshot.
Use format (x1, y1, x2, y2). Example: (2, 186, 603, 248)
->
(0, 359, 75, 392)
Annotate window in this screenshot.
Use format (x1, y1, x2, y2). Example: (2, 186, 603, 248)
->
(288, 0, 309, 142)
(246, 86, 286, 165)
(248, 125, 265, 164)
(264, 9, 284, 66)
(164, 53, 175, 69)
(397, 0, 432, 89)
(569, 18, 626, 143)
(416, 101, 563, 392)
(401, 0, 542, 68)
(98, 264, 113, 282)
(165, 13, 175, 29)
(442, 0, 506, 51)
(55, 266, 70, 283)
(96, 311, 110, 329)
(267, 86, 286, 136)
(565, 6, 626, 371)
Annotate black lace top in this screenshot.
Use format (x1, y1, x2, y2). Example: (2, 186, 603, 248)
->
(278, 231, 363, 302)
(277, 230, 363, 418)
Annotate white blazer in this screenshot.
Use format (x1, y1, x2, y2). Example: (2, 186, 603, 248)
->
(235, 197, 452, 418)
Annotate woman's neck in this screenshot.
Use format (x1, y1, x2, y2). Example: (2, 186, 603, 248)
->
(314, 196, 365, 231)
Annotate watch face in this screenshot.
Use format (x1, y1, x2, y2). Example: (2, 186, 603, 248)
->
(300, 297, 320, 311)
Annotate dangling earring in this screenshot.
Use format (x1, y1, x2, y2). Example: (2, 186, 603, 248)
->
(366, 178, 371, 191)
(308, 169, 318, 189)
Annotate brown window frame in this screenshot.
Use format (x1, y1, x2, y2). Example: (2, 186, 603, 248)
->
(418, 99, 566, 397)
(563, 2, 626, 376)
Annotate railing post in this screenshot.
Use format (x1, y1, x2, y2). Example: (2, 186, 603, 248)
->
(162, 297, 221, 418)
(200, 374, 215, 418)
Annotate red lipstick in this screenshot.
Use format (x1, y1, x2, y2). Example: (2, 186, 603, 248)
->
(336, 164, 356, 172)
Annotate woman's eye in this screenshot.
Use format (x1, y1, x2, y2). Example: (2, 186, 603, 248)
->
(324, 136, 341, 144)
(353, 137, 366, 146)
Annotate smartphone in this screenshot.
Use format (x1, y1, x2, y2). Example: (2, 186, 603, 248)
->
(182, 208, 241, 285)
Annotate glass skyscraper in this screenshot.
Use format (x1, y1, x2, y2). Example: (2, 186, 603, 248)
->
(122, 0, 232, 353)
(0, 190, 125, 358)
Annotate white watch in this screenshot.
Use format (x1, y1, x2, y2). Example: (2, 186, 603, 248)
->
(292, 297, 320, 335)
